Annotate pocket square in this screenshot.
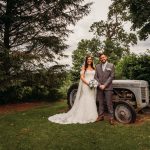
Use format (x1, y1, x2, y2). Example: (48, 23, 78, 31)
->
(106, 68, 111, 71)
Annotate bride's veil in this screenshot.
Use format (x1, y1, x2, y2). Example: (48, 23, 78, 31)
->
(72, 73, 83, 107)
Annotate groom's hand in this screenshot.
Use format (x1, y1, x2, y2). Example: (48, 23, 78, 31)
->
(99, 85, 106, 90)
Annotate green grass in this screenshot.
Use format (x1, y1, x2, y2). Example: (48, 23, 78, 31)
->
(0, 100, 150, 150)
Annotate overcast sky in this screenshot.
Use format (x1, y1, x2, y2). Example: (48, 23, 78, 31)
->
(61, 0, 150, 66)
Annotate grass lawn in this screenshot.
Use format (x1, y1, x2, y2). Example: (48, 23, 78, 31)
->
(0, 100, 150, 150)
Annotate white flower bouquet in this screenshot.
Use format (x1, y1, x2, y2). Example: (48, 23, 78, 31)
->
(88, 79, 98, 88)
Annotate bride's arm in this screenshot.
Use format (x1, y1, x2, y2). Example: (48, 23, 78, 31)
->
(80, 66, 89, 85)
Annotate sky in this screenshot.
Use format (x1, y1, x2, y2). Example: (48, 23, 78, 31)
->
(61, 0, 150, 66)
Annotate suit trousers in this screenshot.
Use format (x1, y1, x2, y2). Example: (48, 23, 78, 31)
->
(97, 89, 114, 118)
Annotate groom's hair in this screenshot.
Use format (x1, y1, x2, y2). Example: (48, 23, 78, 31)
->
(98, 53, 105, 57)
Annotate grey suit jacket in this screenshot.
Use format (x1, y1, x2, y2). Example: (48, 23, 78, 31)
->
(94, 62, 115, 90)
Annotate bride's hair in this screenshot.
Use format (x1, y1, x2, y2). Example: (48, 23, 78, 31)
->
(84, 55, 95, 71)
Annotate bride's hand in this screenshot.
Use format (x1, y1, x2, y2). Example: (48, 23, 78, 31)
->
(86, 81, 89, 86)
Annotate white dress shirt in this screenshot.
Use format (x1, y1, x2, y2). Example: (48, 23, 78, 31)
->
(102, 61, 108, 71)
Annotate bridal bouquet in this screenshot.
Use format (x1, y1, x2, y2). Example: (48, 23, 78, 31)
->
(89, 79, 98, 88)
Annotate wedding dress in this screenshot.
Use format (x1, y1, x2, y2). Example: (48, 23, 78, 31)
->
(48, 70, 98, 124)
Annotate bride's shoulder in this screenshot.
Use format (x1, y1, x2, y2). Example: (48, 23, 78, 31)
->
(80, 65, 85, 74)
(81, 65, 85, 70)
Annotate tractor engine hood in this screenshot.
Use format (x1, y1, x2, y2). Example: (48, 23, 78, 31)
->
(112, 80, 149, 88)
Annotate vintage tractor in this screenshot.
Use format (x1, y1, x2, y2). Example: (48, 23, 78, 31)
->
(67, 80, 150, 124)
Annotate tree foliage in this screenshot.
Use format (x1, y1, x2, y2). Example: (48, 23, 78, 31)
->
(90, 2, 137, 64)
(0, 65, 68, 104)
(110, 0, 150, 40)
(0, 0, 92, 67)
(116, 50, 150, 84)
(0, 0, 92, 102)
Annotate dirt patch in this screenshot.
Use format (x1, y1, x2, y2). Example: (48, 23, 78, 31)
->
(0, 101, 50, 114)
(134, 114, 150, 125)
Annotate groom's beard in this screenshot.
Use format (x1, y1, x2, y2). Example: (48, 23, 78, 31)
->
(101, 60, 106, 64)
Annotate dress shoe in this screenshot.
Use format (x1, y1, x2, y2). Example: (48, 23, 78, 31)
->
(95, 116, 104, 122)
(109, 118, 115, 125)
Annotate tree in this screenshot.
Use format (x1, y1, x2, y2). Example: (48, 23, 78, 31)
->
(71, 38, 101, 81)
(110, 0, 150, 40)
(115, 50, 150, 84)
(0, 0, 92, 68)
(90, 2, 137, 64)
(0, 65, 68, 104)
(0, 0, 92, 90)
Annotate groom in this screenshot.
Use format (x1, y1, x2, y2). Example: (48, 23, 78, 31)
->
(94, 53, 115, 125)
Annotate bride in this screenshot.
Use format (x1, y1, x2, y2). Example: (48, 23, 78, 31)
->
(48, 55, 98, 124)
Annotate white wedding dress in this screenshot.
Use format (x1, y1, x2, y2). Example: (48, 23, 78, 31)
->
(48, 70, 98, 124)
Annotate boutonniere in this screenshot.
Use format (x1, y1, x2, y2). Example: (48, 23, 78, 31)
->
(106, 68, 111, 71)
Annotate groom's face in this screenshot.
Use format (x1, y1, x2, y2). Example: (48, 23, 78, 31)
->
(99, 54, 107, 64)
